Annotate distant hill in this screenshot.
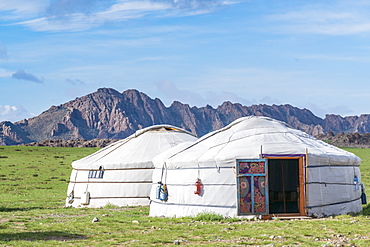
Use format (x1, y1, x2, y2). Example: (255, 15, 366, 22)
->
(19, 133, 370, 148)
(1, 88, 370, 145)
(317, 132, 370, 148)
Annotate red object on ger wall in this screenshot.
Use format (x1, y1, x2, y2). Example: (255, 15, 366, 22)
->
(194, 178, 203, 195)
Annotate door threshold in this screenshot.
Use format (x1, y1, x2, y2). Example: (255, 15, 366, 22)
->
(271, 215, 311, 220)
(262, 214, 311, 220)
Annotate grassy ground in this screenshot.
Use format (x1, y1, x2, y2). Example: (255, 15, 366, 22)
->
(0, 146, 369, 246)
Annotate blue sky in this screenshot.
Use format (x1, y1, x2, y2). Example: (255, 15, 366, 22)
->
(1, 0, 370, 122)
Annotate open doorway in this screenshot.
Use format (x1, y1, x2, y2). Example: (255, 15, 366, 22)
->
(268, 159, 299, 213)
(265, 156, 306, 215)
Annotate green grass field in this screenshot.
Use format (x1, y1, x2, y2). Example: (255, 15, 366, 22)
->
(1, 146, 370, 246)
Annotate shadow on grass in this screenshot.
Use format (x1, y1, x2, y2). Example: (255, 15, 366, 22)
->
(361, 203, 370, 216)
(0, 231, 86, 242)
(0, 207, 44, 212)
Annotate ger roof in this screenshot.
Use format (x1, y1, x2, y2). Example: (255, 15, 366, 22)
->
(72, 124, 197, 169)
(153, 116, 361, 169)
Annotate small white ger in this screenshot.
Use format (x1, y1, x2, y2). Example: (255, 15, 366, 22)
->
(66, 125, 197, 208)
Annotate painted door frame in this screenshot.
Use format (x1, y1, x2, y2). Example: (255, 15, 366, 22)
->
(235, 155, 307, 217)
(262, 154, 307, 216)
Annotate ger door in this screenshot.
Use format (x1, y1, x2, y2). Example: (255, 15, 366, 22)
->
(236, 159, 268, 215)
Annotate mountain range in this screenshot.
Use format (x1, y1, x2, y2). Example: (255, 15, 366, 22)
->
(1, 88, 370, 146)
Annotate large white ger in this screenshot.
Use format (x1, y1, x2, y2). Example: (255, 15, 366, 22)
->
(66, 125, 197, 208)
(150, 116, 364, 218)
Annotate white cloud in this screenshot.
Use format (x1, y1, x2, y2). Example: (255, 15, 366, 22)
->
(16, 15, 102, 32)
(268, 2, 370, 35)
(15, 1, 168, 32)
(260, 96, 281, 105)
(0, 0, 49, 20)
(0, 105, 32, 122)
(0, 68, 12, 77)
(297, 54, 370, 62)
(156, 80, 252, 107)
(9, 0, 240, 32)
(157, 80, 205, 106)
(192, 67, 311, 93)
(306, 103, 354, 118)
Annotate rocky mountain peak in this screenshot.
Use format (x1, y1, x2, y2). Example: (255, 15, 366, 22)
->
(1, 87, 370, 145)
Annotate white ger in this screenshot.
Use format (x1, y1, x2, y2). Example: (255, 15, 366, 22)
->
(150, 116, 364, 218)
(66, 125, 197, 208)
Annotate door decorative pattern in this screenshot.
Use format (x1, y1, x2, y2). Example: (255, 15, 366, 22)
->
(236, 159, 268, 215)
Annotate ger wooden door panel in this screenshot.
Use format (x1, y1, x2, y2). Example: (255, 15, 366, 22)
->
(236, 159, 268, 215)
